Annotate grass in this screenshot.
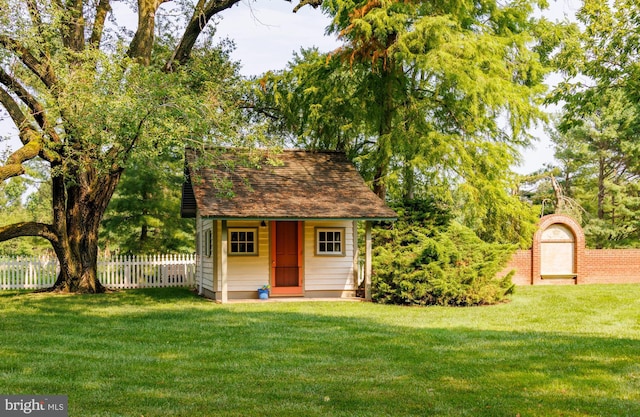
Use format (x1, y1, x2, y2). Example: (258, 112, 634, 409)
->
(0, 285, 639, 417)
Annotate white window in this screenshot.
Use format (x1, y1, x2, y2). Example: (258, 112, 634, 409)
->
(316, 228, 345, 256)
(203, 228, 212, 258)
(229, 228, 258, 255)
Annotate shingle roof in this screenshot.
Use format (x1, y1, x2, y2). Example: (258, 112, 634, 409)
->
(181, 148, 397, 220)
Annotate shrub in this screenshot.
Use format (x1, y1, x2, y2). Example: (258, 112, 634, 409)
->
(372, 200, 516, 306)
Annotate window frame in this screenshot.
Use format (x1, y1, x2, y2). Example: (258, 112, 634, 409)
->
(203, 228, 213, 258)
(315, 227, 346, 256)
(228, 227, 259, 256)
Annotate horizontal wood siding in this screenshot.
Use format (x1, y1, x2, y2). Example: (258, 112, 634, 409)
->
(304, 220, 355, 291)
(226, 221, 270, 291)
(199, 218, 214, 293)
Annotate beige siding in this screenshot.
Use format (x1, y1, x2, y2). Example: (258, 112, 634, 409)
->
(195, 214, 202, 290)
(197, 218, 358, 296)
(224, 220, 270, 291)
(196, 216, 216, 291)
(304, 220, 356, 291)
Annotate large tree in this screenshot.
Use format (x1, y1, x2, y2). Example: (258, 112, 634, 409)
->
(546, 0, 640, 247)
(255, 0, 549, 245)
(545, 93, 640, 248)
(0, 0, 314, 292)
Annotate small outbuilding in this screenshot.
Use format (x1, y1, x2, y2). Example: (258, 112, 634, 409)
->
(180, 147, 397, 302)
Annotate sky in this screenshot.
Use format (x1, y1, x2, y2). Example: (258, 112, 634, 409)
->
(1, 0, 582, 175)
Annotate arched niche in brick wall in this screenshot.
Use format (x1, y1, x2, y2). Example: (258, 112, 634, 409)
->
(531, 214, 585, 285)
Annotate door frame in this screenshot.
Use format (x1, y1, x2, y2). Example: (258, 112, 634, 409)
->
(270, 221, 304, 296)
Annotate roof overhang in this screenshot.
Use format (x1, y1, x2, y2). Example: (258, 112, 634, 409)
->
(181, 147, 398, 221)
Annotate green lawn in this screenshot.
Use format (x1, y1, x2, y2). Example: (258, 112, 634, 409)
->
(0, 285, 639, 417)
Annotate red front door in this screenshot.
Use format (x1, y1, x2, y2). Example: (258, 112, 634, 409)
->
(271, 221, 303, 295)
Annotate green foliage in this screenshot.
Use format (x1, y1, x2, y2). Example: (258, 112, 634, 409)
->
(372, 199, 516, 306)
(253, 0, 550, 243)
(1, 3, 249, 260)
(0, 158, 51, 256)
(100, 145, 194, 255)
(0, 0, 253, 273)
(545, 93, 640, 248)
(532, 0, 640, 248)
(97, 44, 250, 255)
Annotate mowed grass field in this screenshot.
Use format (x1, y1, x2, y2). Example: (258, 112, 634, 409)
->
(0, 284, 639, 417)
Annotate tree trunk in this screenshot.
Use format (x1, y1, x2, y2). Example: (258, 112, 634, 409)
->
(52, 237, 104, 293)
(403, 161, 415, 202)
(49, 168, 122, 293)
(597, 155, 605, 220)
(550, 175, 565, 213)
(372, 63, 396, 200)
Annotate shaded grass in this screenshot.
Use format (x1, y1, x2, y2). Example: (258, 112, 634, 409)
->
(0, 285, 639, 416)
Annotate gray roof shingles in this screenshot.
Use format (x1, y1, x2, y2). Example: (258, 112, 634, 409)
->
(181, 148, 397, 220)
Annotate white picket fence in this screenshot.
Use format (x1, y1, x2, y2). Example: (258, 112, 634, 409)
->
(0, 254, 196, 290)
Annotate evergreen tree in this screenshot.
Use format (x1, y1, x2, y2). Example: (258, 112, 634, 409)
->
(100, 145, 194, 255)
(372, 199, 516, 306)
(254, 0, 548, 245)
(548, 0, 640, 247)
(547, 94, 640, 248)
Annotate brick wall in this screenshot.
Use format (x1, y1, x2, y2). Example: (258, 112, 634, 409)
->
(503, 248, 640, 285)
(501, 214, 640, 285)
(500, 250, 531, 285)
(582, 249, 640, 284)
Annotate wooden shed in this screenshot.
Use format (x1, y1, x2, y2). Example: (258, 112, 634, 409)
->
(180, 147, 397, 302)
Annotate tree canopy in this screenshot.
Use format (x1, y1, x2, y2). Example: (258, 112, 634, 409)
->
(533, 0, 640, 247)
(0, 0, 314, 292)
(253, 0, 550, 245)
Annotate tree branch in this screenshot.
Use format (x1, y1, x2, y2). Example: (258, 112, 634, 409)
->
(0, 222, 58, 245)
(165, 0, 239, 71)
(90, 0, 112, 47)
(128, 0, 170, 64)
(292, 0, 323, 13)
(0, 35, 57, 88)
(26, 0, 44, 31)
(0, 67, 60, 143)
(0, 83, 42, 144)
(60, 0, 86, 51)
(104, 108, 153, 173)
(0, 140, 44, 182)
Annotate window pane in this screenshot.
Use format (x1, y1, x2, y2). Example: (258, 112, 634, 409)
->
(317, 228, 345, 254)
(229, 229, 258, 255)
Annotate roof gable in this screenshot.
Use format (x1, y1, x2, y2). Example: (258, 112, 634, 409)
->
(181, 148, 397, 220)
